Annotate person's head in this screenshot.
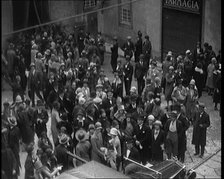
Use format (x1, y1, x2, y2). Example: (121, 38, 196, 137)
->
(117, 59, 122, 65)
(154, 77, 161, 86)
(126, 138, 133, 149)
(15, 75, 21, 83)
(59, 134, 70, 147)
(88, 124, 95, 135)
(145, 35, 149, 41)
(116, 97, 122, 106)
(127, 36, 131, 42)
(130, 86, 137, 96)
(169, 66, 174, 73)
(189, 79, 195, 88)
(72, 81, 76, 90)
(139, 54, 144, 62)
(154, 98, 161, 106)
(107, 89, 113, 99)
(153, 120, 162, 130)
(125, 55, 131, 62)
(100, 108, 106, 117)
(198, 102, 205, 113)
(147, 91, 154, 101)
(186, 50, 191, 56)
(30, 63, 36, 71)
(112, 120, 119, 130)
(196, 41, 201, 48)
(137, 116, 144, 126)
(109, 128, 118, 139)
(83, 79, 88, 88)
(52, 101, 60, 111)
(147, 115, 155, 126)
(177, 79, 183, 87)
(25, 142, 35, 155)
(96, 83, 103, 92)
(95, 122, 102, 134)
(211, 57, 217, 64)
(114, 71, 119, 79)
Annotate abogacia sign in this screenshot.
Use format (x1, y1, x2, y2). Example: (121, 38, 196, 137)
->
(163, 0, 201, 13)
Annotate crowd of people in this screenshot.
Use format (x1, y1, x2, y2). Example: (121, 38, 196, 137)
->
(1, 23, 221, 179)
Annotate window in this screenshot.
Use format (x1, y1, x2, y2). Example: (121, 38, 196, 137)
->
(121, 8, 131, 25)
(84, 0, 96, 9)
(119, 0, 132, 27)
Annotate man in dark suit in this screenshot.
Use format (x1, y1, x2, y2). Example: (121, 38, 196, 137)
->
(122, 36, 135, 58)
(111, 71, 123, 98)
(192, 103, 210, 158)
(124, 137, 141, 174)
(102, 89, 116, 121)
(55, 134, 73, 172)
(173, 104, 190, 162)
(142, 35, 152, 69)
(151, 120, 165, 162)
(28, 63, 44, 107)
(123, 55, 133, 96)
(134, 54, 147, 95)
(111, 36, 119, 72)
(134, 31, 143, 63)
(47, 82, 60, 110)
(134, 116, 152, 164)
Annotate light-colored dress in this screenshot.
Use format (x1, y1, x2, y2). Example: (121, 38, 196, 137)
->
(51, 108, 62, 145)
(185, 86, 198, 120)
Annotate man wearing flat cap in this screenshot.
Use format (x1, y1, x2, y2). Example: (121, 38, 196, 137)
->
(192, 102, 210, 158)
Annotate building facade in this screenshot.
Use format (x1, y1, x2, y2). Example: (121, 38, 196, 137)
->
(98, 0, 221, 59)
(2, 0, 221, 59)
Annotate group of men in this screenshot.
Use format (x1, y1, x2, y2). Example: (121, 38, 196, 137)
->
(1, 23, 215, 179)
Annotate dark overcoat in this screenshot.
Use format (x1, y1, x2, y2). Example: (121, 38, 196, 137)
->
(192, 111, 210, 146)
(177, 114, 190, 153)
(151, 129, 165, 161)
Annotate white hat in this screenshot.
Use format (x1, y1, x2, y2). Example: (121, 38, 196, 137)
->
(167, 51, 172, 56)
(110, 128, 118, 136)
(190, 79, 195, 85)
(186, 50, 191, 54)
(153, 120, 162, 127)
(130, 86, 137, 93)
(79, 97, 86, 105)
(148, 115, 155, 121)
(93, 97, 102, 104)
(15, 95, 23, 103)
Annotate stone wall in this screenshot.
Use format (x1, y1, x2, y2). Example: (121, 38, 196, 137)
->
(202, 0, 221, 54)
(2, 0, 13, 49)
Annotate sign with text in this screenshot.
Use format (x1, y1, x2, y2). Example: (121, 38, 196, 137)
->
(163, 0, 201, 14)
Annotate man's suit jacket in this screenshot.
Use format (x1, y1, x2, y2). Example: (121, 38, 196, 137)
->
(134, 62, 147, 79)
(124, 63, 133, 81)
(28, 70, 42, 90)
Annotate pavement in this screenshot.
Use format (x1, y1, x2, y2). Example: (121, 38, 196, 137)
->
(1, 42, 221, 179)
